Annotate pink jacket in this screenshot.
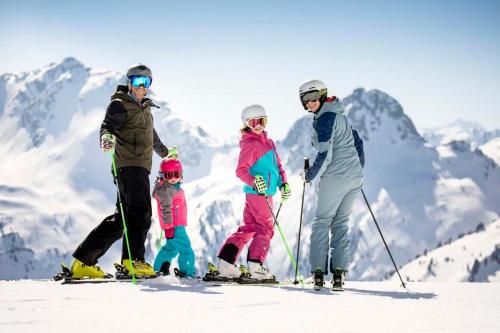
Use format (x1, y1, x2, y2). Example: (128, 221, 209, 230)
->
(153, 180, 187, 230)
(236, 130, 287, 196)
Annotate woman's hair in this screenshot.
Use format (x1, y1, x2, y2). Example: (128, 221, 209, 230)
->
(240, 125, 252, 136)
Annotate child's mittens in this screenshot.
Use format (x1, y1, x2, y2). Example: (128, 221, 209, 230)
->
(165, 228, 175, 239)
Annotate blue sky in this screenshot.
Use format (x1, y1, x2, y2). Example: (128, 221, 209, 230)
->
(1, 0, 499, 139)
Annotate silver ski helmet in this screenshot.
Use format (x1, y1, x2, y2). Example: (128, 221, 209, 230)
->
(299, 79, 327, 110)
(126, 63, 153, 81)
(241, 104, 267, 126)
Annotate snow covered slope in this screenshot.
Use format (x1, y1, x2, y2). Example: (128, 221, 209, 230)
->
(480, 137, 500, 166)
(1, 59, 499, 282)
(397, 219, 500, 282)
(1, 280, 499, 333)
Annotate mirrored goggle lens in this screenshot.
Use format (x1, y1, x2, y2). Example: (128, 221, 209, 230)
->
(300, 91, 321, 106)
(162, 170, 182, 179)
(130, 75, 152, 88)
(247, 117, 267, 129)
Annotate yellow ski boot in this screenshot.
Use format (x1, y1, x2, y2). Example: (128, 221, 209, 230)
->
(122, 259, 157, 278)
(70, 258, 107, 279)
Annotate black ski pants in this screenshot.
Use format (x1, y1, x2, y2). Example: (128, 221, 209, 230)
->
(73, 166, 152, 265)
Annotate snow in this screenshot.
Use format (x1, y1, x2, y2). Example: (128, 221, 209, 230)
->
(421, 118, 500, 149)
(397, 219, 500, 282)
(1, 280, 499, 332)
(480, 137, 500, 166)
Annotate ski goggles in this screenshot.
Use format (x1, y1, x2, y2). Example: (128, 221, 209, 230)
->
(161, 170, 183, 180)
(129, 75, 152, 88)
(300, 90, 322, 107)
(246, 117, 268, 129)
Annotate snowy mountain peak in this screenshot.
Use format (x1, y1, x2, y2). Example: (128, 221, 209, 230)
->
(447, 118, 485, 131)
(344, 88, 423, 144)
(421, 118, 500, 148)
(280, 88, 424, 172)
(1, 57, 91, 145)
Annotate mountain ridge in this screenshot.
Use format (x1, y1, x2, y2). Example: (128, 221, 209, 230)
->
(0, 58, 498, 281)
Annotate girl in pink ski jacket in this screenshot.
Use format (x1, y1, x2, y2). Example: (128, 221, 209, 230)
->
(153, 158, 195, 277)
(216, 104, 291, 280)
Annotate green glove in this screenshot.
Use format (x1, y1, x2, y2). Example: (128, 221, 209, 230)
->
(280, 183, 291, 202)
(253, 175, 267, 194)
(167, 146, 179, 158)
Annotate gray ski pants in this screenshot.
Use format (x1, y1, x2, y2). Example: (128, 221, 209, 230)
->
(309, 175, 363, 274)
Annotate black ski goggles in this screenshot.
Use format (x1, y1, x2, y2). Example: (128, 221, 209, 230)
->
(129, 75, 152, 88)
(160, 170, 183, 180)
(300, 90, 322, 107)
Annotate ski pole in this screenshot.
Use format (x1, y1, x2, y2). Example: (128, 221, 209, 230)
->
(275, 202, 283, 220)
(111, 153, 137, 284)
(294, 157, 309, 285)
(156, 229, 165, 251)
(263, 197, 304, 285)
(361, 189, 406, 289)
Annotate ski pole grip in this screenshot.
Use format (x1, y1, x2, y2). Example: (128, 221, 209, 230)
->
(304, 157, 310, 170)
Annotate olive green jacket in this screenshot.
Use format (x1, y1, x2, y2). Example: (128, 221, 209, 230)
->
(100, 85, 169, 173)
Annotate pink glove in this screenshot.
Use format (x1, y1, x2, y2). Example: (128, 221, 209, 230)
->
(165, 228, 175, 239)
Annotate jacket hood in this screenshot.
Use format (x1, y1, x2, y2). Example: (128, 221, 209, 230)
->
(315, 96, 345, 118)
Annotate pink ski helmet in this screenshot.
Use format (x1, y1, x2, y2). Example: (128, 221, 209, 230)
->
(159, 158, 183, 179)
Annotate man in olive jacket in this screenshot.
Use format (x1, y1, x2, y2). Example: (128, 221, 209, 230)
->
(71, 64, 175, 278)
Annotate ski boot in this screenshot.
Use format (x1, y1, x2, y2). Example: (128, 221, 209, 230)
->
(245, 262, 277, 283)
(159, 261, 171, 276)
(174, 268, 186, 278)
(313, 268, 324, 291)
(120, 259, 158, 278)
(174, 268, 197, 279)
(203, 260, 241, 282)
(217, 259, 242, 278)
(332, 267, 345, 291)
(69, 259, 110, 279)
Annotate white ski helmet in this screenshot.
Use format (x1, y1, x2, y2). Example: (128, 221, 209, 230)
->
(241, 104, 267, 124)
(299, 79, 328, 110)
(299, 79, 327, 95)
(126, 63, 153, 80)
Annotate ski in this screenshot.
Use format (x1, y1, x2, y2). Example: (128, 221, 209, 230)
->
(53, 263, 115, 284)
(202, 262, 280, 286)
(113, 262, 160, 280)
(54, 262, 160, 284)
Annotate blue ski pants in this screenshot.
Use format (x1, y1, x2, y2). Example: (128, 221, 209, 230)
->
(309, 176, 363, 274)
(154, 226, 195, 276)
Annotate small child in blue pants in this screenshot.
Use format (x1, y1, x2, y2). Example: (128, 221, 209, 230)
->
(153, 158, 195, 277)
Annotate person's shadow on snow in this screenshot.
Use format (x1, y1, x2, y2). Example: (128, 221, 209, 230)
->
(137, 278, 223, 295)
(346, 287, 436, 300)
(278, 285, 436, 300)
